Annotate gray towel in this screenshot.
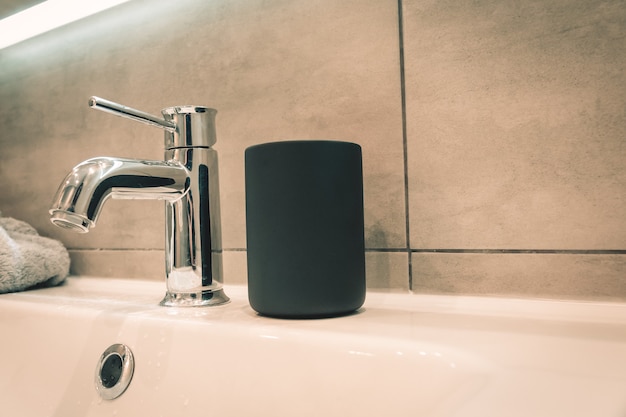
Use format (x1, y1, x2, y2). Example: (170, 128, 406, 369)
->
(0, 213, 70, 294)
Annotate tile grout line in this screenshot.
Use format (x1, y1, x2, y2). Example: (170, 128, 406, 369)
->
(412, 249, 626, 254)
(67, 248, 626, 254)
(397, 0, 413, 291)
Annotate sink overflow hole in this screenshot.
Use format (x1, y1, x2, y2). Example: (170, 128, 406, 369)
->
(95, 344, 134, 400)
(101, 354, 123, 388)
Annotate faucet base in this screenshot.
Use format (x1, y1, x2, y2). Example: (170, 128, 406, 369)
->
(159, 288, 230, 307)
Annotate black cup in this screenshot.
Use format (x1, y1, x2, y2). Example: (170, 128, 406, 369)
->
(245, 140, 366, 318)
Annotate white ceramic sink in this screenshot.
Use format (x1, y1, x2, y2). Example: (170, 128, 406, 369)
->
(1, 277, 625, 417)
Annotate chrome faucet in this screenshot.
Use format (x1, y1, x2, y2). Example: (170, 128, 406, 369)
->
(49, 96, 229, 307)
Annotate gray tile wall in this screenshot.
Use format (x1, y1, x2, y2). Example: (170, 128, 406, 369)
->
(0, 0, 623, 299)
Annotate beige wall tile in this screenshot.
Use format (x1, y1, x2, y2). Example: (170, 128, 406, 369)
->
(69, 249, 411, 291)
(223, 250, 248, 286)
(413, 253, 626, 301)
(225, 250, 411, 290)
(69, 249, 164, 279)
(0, 0, 406, 255)
(68, 249, 243, 286)
(403, 0, 626, 249)
(71, 249, 250, 286)
(222, 250, 411, 289)
(366, 251, 410, 290)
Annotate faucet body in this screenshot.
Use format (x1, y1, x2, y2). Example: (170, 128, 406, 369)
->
(50, 97, 229, 307)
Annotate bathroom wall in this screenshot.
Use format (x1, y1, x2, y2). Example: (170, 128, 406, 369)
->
(0, 0, 624, 300)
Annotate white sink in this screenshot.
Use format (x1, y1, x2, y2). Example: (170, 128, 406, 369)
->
(1, 277, 625, 417)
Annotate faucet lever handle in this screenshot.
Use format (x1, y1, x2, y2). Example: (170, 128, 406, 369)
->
(89, 96, 177, 133)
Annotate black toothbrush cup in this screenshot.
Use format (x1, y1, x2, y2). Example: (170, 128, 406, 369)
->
(245, 140, 366, 318)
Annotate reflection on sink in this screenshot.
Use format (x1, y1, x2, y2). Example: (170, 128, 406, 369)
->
(1, 277, 625, 417)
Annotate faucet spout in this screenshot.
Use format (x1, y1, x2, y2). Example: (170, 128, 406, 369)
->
(50, 157, 189, 233)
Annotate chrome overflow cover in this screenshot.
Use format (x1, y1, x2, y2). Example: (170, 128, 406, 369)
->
(95, 344, 135, 400)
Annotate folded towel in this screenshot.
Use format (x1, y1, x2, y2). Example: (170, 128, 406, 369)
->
(0, 212, 70, 294)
